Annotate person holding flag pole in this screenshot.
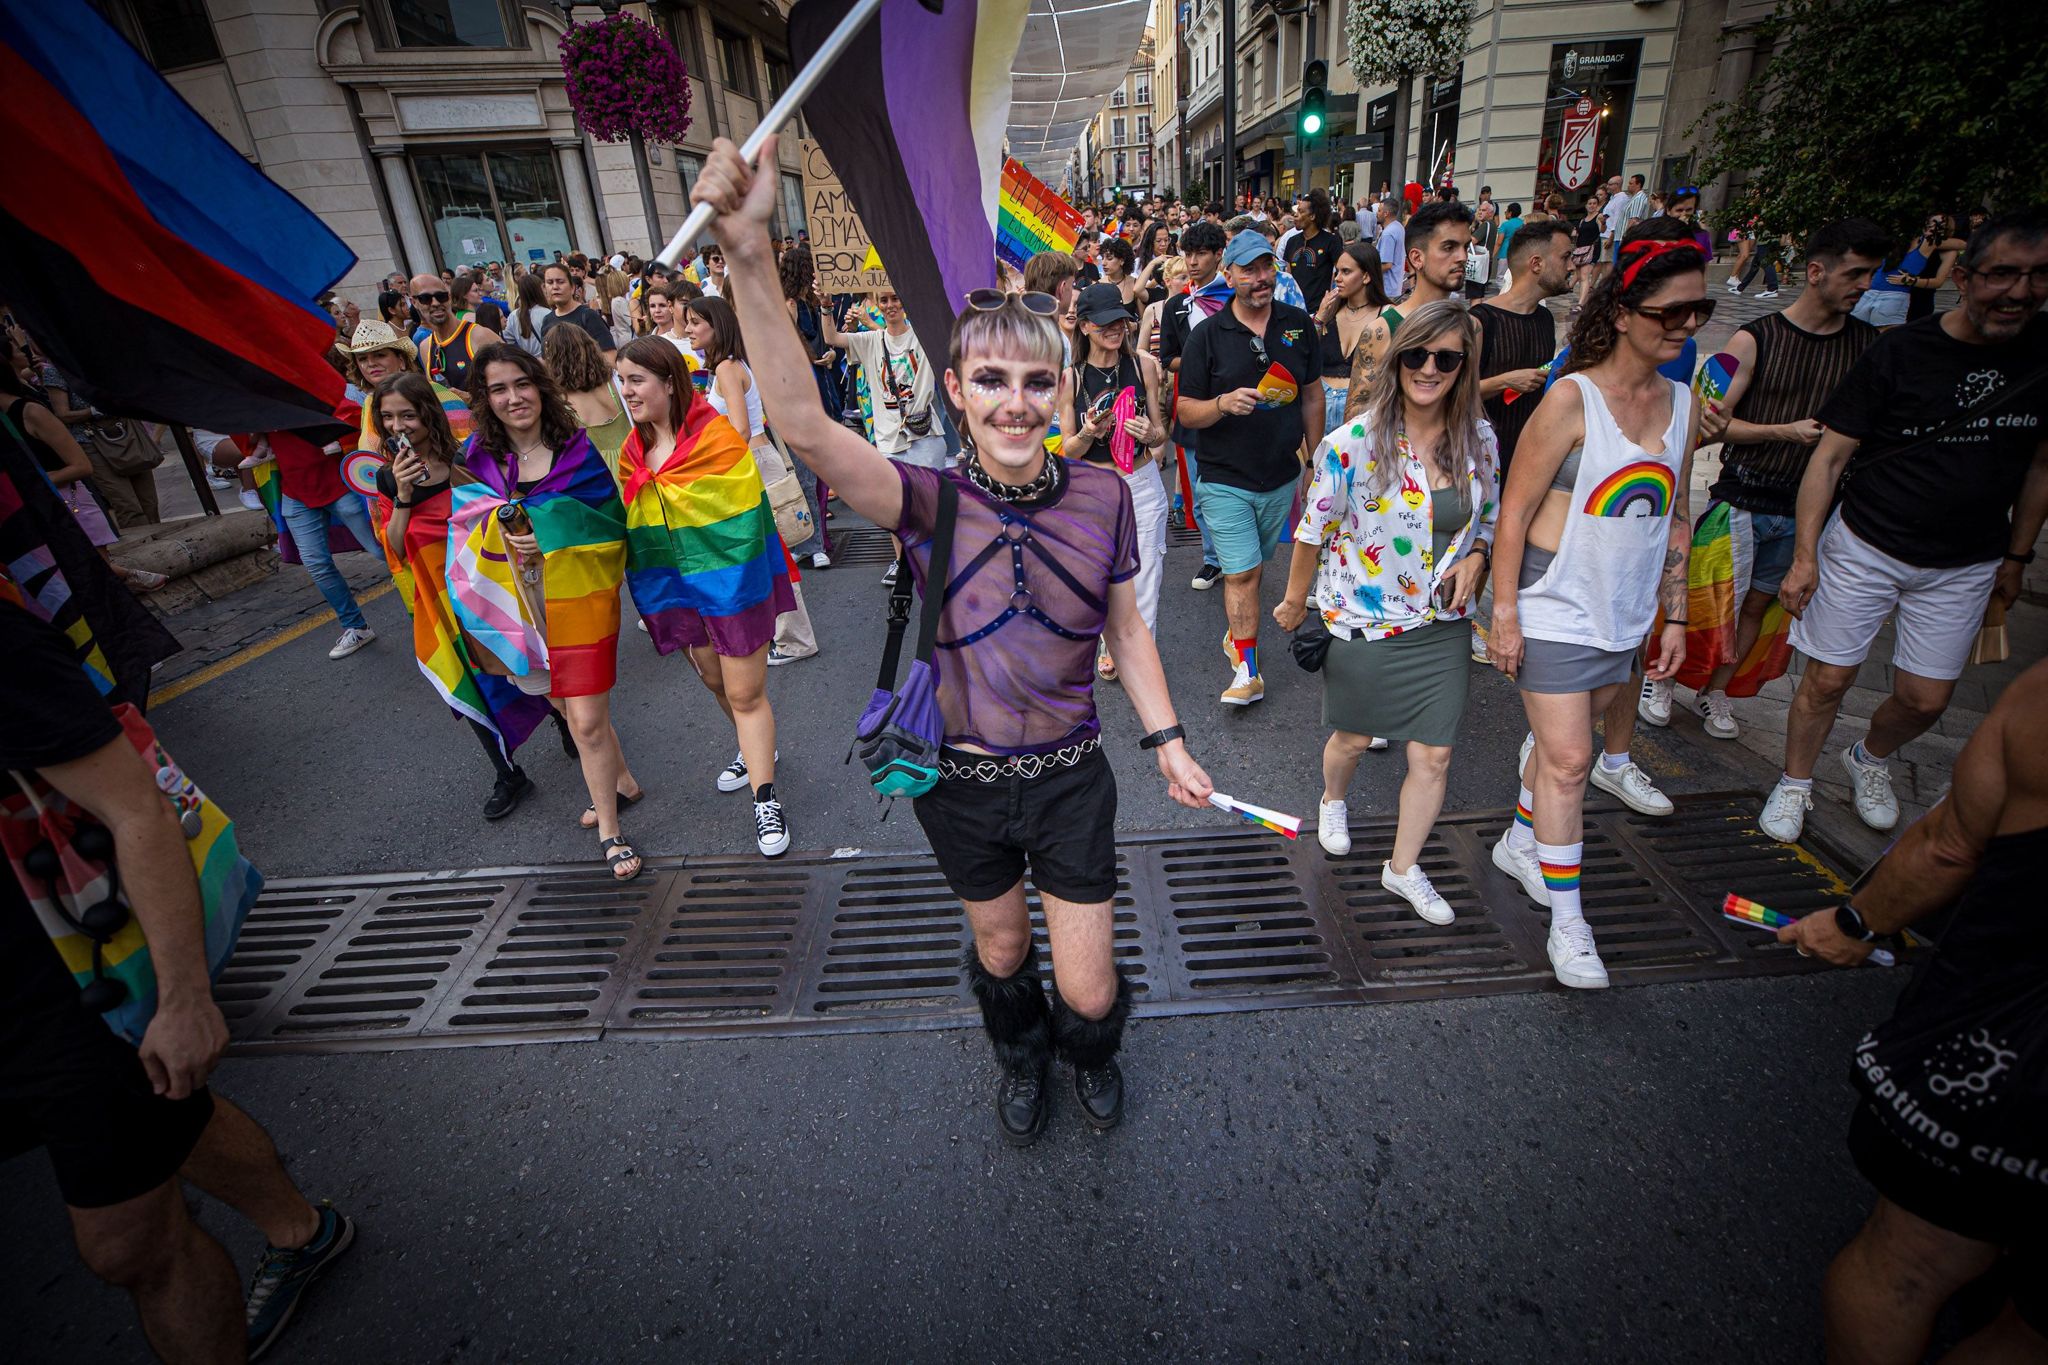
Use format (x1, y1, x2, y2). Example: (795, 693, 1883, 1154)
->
(692, 131, 1215, 1146)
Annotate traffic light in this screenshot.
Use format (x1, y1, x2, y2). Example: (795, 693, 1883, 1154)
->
(1298, 59, 1327, 139)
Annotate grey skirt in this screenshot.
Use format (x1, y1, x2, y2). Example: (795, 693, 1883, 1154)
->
(1516, 544, 1637, 694)
(1322, 618, 1471, 746)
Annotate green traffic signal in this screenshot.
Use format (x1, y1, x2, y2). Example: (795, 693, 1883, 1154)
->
(1302, 111, 1323, 136)
(1298, 58, 1328, 141)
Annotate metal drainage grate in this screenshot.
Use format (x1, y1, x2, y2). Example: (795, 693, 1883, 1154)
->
(218, 793, 1853, 1053)
(821, 524, 897, 565)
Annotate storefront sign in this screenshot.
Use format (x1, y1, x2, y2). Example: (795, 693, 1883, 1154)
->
(800, 139, 889, 293)
(1557, 97, 1599, 190)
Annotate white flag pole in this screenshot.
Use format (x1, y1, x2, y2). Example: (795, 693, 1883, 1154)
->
(654, 0, 887, 268)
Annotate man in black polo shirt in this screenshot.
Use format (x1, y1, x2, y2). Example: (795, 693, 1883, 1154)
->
(1158, 218, 1228, 587)
(1, 600, 356, 1360)
(1177, 229, 1325, 705)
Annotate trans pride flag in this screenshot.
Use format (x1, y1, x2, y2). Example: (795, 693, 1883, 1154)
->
(617, 400, 793, 659)
(0, 0, 351, 437)
(447, 431, 628, 698)
(790, 0, 1030, 350)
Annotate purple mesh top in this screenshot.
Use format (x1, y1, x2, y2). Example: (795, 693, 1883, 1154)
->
(894, 461, 1139, 754)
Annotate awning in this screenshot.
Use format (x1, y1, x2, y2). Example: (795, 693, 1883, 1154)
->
(1005, 0, 1151, 178)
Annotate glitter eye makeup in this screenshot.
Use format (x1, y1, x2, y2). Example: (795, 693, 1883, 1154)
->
(967, 371, 1059, 408)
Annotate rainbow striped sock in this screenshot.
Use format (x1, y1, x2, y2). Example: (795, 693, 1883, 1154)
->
(1508, 785, 1536, 851)
(1234, 636, 1258, 676)
(1535, 840, 1584, 930)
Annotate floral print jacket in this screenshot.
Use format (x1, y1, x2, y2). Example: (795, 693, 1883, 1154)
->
(1293, 417, 1500, 642)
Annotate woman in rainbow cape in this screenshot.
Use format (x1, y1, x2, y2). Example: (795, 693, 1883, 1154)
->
(368, 372, 551, 821)
(613, 336, 795, 859)
(454, 345, 642, 881)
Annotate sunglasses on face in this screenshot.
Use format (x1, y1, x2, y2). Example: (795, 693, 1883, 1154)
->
(963, 288, 1060, 316)
(1631, 298, 1717, 327)
(416, 291, 451, 304)
(1397, 346, 1465, 373)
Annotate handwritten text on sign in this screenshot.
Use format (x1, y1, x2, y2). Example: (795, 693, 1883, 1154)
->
(801, 139, 890, 293)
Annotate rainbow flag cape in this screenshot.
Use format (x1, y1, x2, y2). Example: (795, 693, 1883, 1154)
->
(617, 399, 793, 658)
(381, 476, 549, 758)
(1672, 501, 1794, 698)
(355, 380, 471, 608)
(789, 0, 1030, 351)
(447, 430, 627, 698)
(997, 158, 1083, 270)
(0, 0, 350, 439)
(0, 416, 177, 705)
(251, 442, 371, 567)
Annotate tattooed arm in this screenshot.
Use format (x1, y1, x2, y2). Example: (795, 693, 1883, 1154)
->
(1647, 397, 1702, 680)
(1342, 316, 1388, 422)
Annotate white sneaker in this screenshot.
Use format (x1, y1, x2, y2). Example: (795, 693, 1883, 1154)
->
(1839, 745, 1899, 831)
(1696, 690, 1740, 740)
(1638, 676, 1674, 727)
(881, 562, 898, 586)
(327, 626, 375, 659)
(1591, 759, 1674, 816)
(238, 489, 263, 511)
(1546, 920, 1610, 989)
(1469, 625, 1490, 664)
(1755, 289, 1779, 299)
(1317, 798, 1351, 855)
(1519, 732, 1534, 783)
(1491, 835, 1551, 906)
(1383, 862, 1454, 925)
(810, 551, 831, 569)
(1759, 780, 1813, 843)
(1367, 736, 1389, 752)
(1725, 279, 1741, 291)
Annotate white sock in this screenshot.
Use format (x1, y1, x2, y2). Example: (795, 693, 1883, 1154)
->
(1534, 840, 1585, 931)
(1600, 750, 1629, 773)
(1779, 773, 1813, 791)
(1509, 786, 1537, 851)
(1850, 739, 1885, 769)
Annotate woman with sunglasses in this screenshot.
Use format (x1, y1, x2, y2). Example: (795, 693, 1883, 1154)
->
(1059, 283, 1171, 681)
(693, 134, 1214, 1145)
(1275, 300, 1497, 921)
(1487, 217, 1709, 990)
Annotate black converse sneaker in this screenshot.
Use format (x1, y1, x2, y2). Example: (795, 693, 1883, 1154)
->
(753, 784, 789, 857)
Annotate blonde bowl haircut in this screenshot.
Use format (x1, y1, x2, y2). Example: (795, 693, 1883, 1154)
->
(1353, 298, 1491, 501)
(948, 299, 1065, 374)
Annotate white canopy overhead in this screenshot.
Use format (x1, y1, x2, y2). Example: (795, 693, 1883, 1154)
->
(1005, 0, 1150, 177)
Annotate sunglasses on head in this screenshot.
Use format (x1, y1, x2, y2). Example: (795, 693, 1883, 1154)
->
(416, 290, 450, 304)
(1631, 298, 1716, 327)
(1398, 346, 1465, 372)
(964, 288, 1061, 316)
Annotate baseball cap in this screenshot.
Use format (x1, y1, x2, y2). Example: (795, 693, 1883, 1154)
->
(1220, 230, 1277, 268)
(1075, 282, 1135, 327)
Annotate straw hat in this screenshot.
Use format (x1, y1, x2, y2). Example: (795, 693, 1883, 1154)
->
(346, 319, 417, 361)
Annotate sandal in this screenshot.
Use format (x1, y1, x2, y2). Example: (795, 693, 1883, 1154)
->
(602, 834, 644, 882)
(579, 786, 645, 829)
(1096, 648, 1119, 683)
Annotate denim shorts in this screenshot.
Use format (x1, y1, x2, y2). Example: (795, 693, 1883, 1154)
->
(1744, 510, 1799, 596)
(1195, 479, 1296, 575)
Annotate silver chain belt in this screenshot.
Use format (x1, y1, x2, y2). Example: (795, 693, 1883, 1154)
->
(937, 736, 1101, 783)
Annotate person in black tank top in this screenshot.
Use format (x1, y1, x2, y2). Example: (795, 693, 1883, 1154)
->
(1473, 217, 1575, 474)
(1779, 657, 2048, 1360)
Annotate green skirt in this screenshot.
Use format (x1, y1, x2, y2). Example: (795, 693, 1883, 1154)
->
(1321, 618, 1472, 746)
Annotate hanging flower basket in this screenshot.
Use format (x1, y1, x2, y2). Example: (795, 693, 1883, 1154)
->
(560, 12, 693, 145)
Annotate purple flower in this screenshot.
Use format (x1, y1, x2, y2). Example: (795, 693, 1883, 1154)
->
(561, 14, 693, 144)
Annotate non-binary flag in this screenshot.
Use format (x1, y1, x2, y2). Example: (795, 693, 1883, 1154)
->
(789, 0, 1031, 350)
(0, 0, 353, 438)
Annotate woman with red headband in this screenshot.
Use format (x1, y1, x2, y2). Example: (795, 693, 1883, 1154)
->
(1485, 217, 1710, 990)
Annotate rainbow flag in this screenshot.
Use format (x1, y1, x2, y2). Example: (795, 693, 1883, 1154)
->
(355, 380, 471, 609)
(617, 399, 793, 658)
(997, 158, 1083, 270)
(789, 0, 1030, 350)
(251, 435, 372, 567)
(1673, 501, 1794, 698)
(448, 430, 627, 697)
(380, 477, 549, 758)
(0, 0, 350, 439)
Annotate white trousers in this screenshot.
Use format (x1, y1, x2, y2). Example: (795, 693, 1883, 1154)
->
(1125, 461, 1170, 634)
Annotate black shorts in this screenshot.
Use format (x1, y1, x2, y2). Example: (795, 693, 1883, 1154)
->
(913, 744, 1118, 904)
(1848, 1104, 2046, 1332)
(0, 987, 214, 1210)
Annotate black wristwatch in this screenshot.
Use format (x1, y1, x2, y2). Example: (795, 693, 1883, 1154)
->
(1139, 725, 1185, 751)
(2004, 549, 2036, 565)
(1834, 902, 1879, 943)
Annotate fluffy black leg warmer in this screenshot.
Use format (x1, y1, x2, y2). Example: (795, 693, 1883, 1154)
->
(963, 942, 1051, 1070)
(1051, 971, 1134, 1069)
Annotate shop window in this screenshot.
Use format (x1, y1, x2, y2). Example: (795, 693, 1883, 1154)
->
(381, 0, 515, 48)
(412, 147, 570, 270)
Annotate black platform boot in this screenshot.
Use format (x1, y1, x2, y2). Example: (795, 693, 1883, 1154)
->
(1052, 972, 1133, 1132)
(963, 943, 1052, 1147)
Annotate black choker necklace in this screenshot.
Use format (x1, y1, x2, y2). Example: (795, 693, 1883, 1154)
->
(966, 450, 1063, 504)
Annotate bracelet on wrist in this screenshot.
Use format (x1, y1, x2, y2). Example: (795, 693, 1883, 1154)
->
(1139, 724, 1185, 751)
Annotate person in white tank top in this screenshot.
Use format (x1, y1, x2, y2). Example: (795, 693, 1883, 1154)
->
(1485, 225, 1711, 991)
(682, 296, 765, 439)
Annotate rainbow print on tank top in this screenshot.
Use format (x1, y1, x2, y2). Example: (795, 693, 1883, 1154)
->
(1583, 460, 1675, 519)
